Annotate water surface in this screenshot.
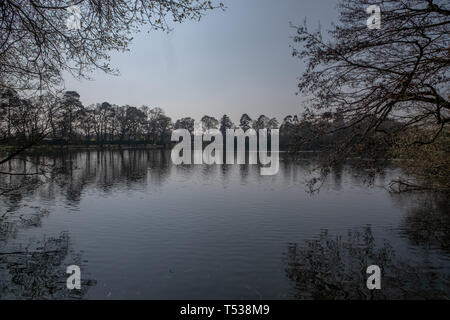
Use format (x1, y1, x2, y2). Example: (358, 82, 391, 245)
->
(0, 150, 449, 299)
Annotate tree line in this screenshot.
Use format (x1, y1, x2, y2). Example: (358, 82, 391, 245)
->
(1, 88, 350, 149)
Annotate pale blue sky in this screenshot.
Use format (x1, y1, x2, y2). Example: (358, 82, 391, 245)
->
(65, 0, 338, 123)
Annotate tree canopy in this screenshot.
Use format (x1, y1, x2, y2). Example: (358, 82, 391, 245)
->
(0, 0, 223, 93)
(292, 0, 449, 190)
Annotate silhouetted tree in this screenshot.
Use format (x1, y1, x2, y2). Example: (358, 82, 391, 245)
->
(60, 92, 83, 142)
(219, 114, 233, 136)
(201, 115, 219, 130)
(175, 117, 195, 133)
(291, 0, 449, 190)
(267, 118, 279, 130)
(0, 0, 223, 93)
(0, 0, 223, 167)
(239, 114, 253, 131)
(253, 115, 270, 130)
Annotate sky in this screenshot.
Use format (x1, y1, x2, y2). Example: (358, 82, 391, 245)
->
(64, 0, 338, 123)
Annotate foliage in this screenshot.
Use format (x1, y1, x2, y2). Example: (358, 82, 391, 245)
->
(390, 126, 450, 191)
(0, 0, 223, 93)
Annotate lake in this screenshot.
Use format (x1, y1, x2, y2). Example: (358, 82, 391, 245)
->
(0, 149, 449, 299)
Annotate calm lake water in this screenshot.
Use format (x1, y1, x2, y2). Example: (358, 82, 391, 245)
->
(0, 149, 449, 299)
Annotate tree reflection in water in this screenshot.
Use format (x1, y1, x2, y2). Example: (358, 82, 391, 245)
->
(0, 150, 171, 242)
(0, 207, 49, 244)
(400, 193, 450, 252)
(0, 233, 96, 299)
(1, 150, 449, 299)
(285, 226, 450, 299)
